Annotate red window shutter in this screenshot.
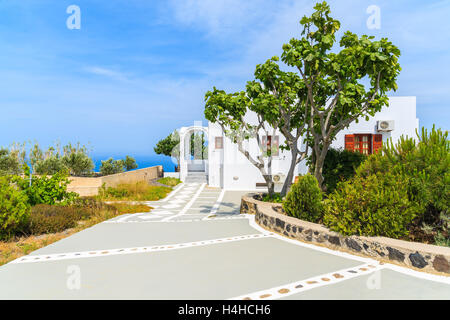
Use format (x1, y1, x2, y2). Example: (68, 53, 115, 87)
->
(345, 134, 355, 151)
(372, 134, 383, 153)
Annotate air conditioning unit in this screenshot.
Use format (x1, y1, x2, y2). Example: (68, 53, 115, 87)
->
(377, 120, 395, 132)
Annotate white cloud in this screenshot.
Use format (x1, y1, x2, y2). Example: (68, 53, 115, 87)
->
(84, 66, 129, 81)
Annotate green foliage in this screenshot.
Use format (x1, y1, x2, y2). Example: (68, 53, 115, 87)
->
(0, 145, 25, 176)
(14, 164, 78, 206)
(99, 158, 124, 176)
(190, 132, 208, 160)
(322, 148, 367, 193)
(123, 155, 138, 171)
(0, 176, 30, 240)
(61, 143, 94, 176)
(157, 177, 181, 187)
(99, 156, 139, 176)
(356, 126, 449, 227)
(98, 182, 172, 201)
(262, 193, 283, 203)
(26, 204, 87, 235)
(283, 174, 324, 222)
(154, 131, 180, 159)
(31, 142, 94, 176)
(323, 172, 421, 238)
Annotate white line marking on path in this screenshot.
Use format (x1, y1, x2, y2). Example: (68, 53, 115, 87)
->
(103, 216, 249, 224)
(162, 183, 206, 221)
(247, 215, 450, 284)
(11, 233, 271, 264)
(161, 183, 184, 202)
(204, 189, 225, 220)
(229, 263, 384, 300)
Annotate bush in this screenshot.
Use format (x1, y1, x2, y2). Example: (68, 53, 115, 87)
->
(98, 181, 172, 201)
(26, 205, 87, 235)
(323, 172, 422, 238)
(157, 177, 181, 187)
(0, 176, 30, 240)
(100, 158, 125, 176)
(283, 174, 324, 222)
(356, 126, 449, 231)
(322, 148, 367, 193)
(14, 165, 78, 206)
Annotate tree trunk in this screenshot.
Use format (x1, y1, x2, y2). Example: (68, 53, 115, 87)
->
(280, 147, 298, 197)
(314, 143, 330, 192)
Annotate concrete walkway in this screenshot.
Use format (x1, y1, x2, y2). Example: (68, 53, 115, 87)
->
(0, 182, 449, 299)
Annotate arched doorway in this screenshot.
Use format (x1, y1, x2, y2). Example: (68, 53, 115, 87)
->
(179, 125, 208, 182)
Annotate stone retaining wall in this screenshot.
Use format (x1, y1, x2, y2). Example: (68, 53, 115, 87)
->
(67, 166, 163, 197)
(241, 194, 450, 275)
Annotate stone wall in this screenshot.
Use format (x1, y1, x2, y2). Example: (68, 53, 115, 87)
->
(67, 166, 163, 197)
(241, 194, 450, 275)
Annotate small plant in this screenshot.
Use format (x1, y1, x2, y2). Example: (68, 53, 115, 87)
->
(98, 181, 172, 201)
(0, 176, 30, 240)
(283, 174, 324, 223)
(262, 193, 283, 203)
(157, 177, 181, 187)
(14, 164, 78, 206)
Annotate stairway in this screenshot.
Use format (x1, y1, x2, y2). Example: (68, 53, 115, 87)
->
(185, 172, 208, 184)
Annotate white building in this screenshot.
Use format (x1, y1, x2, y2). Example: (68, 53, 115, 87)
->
(175, 97, 418, 190)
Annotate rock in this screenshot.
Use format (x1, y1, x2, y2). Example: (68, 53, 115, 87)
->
(328, 236, 341, 246)
(387, 247, 405, 263)
(432, 255, 450, 273)
(345, 238, 362, 252)
(275, 218, 285, 229)
(409, 252, 428, 269)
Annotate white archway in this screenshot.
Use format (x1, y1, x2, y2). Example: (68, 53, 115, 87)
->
(179, 125, 209, 182)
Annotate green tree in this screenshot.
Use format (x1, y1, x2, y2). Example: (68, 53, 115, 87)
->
(123, 155, 138, 171)
(0, 148, 21, 175)
(205, 59, 309, 197)
(281, 1, 401, 189)
(62, 143, 94, 176)
(154, 131, 180, 170)
(100, 158, 125, 176)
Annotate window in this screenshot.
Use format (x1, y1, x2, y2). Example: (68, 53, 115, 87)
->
(345, 134, 383, 155)
(215, 137, 223, 149)
(262, 135, 279, 157)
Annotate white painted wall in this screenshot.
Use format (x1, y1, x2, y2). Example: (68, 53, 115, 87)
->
(208, 96, 418, 190)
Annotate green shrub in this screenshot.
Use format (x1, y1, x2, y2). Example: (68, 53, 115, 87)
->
(323, 172, 422, 238)
(283, 174, 324, 222)
(0, 176, 30, 240)
(262, 193, 283, 203)
(26, 205, 86, 235)
(356, 126, 449, 229)
(322, 148, 367, 193)
(14, 165, 78, 206)
(157, 177, 181, 187)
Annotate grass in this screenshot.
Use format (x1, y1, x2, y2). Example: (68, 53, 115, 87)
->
(157, 177, 181, 187)
(0, 201, 152, 266)
(98, 181, 172, 201)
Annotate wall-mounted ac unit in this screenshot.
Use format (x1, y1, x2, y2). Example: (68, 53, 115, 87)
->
(377, 120, 395, 132)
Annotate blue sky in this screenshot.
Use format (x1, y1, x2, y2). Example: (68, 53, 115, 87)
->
(0, 0, 449, 160)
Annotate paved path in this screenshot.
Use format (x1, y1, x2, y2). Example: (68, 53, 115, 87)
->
(0, 182, 449, 299)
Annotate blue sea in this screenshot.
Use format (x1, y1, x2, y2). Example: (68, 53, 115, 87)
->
(92, 154, 177, 173)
